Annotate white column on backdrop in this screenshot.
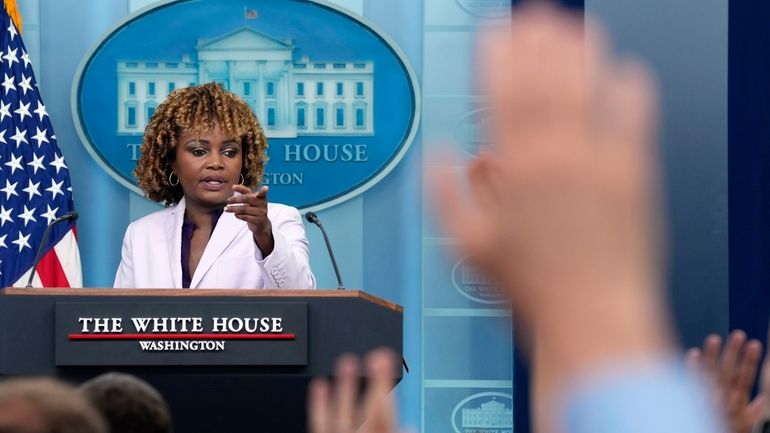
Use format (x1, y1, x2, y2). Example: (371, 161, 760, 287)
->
(307, 0, 364, 290)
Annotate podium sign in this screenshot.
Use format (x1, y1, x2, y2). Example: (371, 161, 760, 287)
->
(55, 302, 308, 366)
(0, 288, 402, 433)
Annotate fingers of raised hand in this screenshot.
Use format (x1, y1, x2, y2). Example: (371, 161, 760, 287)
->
(481, 5, 610, 159)
(361, 349, 398, 433)
(702, 334, 722, 373)
(333, 354, 359, 433)
(719, 331, 762, 398)
(430, 161, 500, 278)
(479, 3, 657, 187)
(309, 378, 332, 433)
(737, 340, 763, 392)
(308, 351, 398, 433)
(761, 326, 770, 397)
(599, 59, 658, 156)
(468, 155, 503, 212)
(700, 331, 762, 405)
(720, 331, 748, 382)
(685, 347, 702, 370)
(757, 325, 770, 419)
(308, 356, 359, 433)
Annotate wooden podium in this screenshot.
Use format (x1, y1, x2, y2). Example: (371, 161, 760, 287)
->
(0, 288, 403, 433)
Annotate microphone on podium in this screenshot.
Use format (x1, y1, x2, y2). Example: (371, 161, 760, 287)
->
(26, 211, 79, 288)
(305, 211, 409, 373)
(305, 211, 344, 290)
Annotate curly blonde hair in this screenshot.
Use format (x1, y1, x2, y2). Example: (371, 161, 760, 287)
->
(134, 82, 268, 205)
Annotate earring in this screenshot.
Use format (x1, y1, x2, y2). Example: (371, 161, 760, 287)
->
(239, 173, 245, 185)
(168, 172, 179, 186)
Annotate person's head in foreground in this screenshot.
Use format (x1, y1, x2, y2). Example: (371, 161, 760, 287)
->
(79, 373, 172, 433)
(134, 81, 268, 208)
(0, 378, 106, 433)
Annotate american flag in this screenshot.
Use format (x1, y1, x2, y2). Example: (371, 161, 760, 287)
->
(0, 6, 81, 287)
(244, 8, 258, 19)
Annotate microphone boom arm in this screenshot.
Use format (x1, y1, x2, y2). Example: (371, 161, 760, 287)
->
(305, 212, 344, 290)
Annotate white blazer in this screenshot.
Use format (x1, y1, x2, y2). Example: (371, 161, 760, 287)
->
(114, 198, 316, 289)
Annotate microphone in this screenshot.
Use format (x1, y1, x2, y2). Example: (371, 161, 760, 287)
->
(26, 211, 78, 288)
(305, 211, 409, 373)
(304, 211, 344, 290)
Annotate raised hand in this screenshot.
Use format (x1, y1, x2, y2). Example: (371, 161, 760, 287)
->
(431, 5, 671, 426)
(433, 2, 664, 332)
(686, 331, 763, 433)
(308, 349, 399, 433)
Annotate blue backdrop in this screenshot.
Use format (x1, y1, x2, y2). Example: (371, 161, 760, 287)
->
(21, 0, 737, 432)
(21, 0, 513, 431)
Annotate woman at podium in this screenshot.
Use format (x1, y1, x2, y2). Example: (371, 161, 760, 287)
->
(113, 83, 316, 290)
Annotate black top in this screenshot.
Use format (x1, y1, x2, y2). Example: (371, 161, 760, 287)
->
(180, 208, 223, 288)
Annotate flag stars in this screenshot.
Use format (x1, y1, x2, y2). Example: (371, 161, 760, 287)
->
(31, 127, 48, 147)
(0, 234, 6, 249)
(26, 153, 45, 174)
(18, 75, 32, 95)
(0, 100, 11, 121)
(22, 179, 41, 200)
(0, 129, 6, 144)
(46, 179, 64, 199)
(41, 205, 59, 225)
(10, 127, 27, 147)
(3, 47, 18, 67)
(49, 154, 67, 173)
(0, 205, 13, 227)
(33, 102, 47, 121)
(20, 50, 30, 69)
(14, 101, 31, 122)
(4, 153, 22, 174)
(1, 73, 15, 94)
(17, 205, 36, 227)
(1, 180, 17, 199)
(11, 231, 31, 252)
(7, 23, 17, 41)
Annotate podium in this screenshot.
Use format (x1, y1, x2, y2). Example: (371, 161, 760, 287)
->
(0, 288, 403, 433)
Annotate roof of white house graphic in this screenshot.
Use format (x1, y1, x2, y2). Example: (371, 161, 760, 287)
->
(197, 27, 293, 52)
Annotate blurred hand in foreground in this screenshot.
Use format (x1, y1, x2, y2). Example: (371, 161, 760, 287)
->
(432, 2, 670, 377)
(686, 331, 763, 433)
(308, 349, 399, 433)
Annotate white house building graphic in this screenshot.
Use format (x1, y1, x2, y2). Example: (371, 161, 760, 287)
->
(116, 27, 374, 138)
(461, 398, 513, 430)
